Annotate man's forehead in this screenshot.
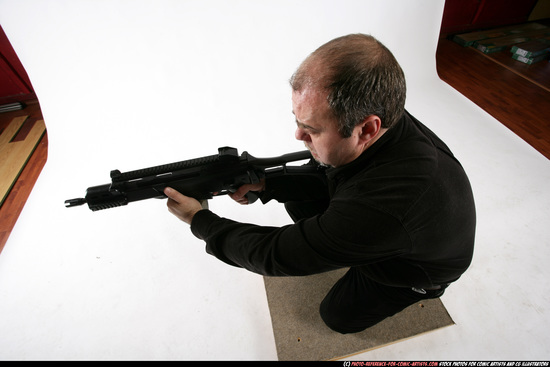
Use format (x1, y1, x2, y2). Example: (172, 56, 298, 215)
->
(292, 87, 328, 105)
(291, 87, 334, 126)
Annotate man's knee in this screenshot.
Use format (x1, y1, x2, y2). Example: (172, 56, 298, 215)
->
(319, 296, 381, 334)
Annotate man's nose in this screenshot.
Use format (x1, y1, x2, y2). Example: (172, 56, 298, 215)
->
(295, 128, 311, 142)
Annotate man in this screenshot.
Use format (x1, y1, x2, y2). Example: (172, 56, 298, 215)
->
(164, 34, 476, 334)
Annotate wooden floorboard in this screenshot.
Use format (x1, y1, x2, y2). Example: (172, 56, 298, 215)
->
(0, 32, 549, 254)
(0, 100, 47, 253)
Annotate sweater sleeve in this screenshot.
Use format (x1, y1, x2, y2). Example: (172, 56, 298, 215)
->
(190, 197, 411, 277)
(190, 209, 340, 276)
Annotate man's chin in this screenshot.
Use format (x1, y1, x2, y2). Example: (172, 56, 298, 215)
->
(305, 146, 327, 166)
(310, 152, 329, 167)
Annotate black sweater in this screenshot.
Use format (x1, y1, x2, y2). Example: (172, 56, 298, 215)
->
(191, 111, 476, 288)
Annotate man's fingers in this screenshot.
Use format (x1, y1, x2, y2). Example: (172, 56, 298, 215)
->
(164, 187, 183, 202)
(228, 185, 253, 205)
(231, 185, 249, 201)
(163, 187, 203, 225)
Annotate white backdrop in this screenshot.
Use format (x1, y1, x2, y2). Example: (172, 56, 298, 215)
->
(1, 0, 549, 360)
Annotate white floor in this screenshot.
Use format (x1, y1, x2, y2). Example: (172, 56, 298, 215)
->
(0, 0, 549, 361)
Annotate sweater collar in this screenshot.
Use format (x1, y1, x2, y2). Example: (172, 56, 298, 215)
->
(326, 112, 407, 181)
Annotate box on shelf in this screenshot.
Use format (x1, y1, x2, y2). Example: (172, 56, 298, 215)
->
(452, 22, 547, 47)
(510, 38, 550, 58)
(511, 52, 549, 65)
(474, 29, 550, 54)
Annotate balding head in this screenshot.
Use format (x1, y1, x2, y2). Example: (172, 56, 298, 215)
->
(290, 34, 406, 137)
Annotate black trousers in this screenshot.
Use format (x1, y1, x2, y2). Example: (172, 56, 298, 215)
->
(284, 200, 446, 334)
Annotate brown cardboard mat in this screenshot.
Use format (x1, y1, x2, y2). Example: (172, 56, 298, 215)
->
(264, 268, 454, 361)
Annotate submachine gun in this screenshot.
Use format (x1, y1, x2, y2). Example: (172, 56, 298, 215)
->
(65, 146, 322, 211)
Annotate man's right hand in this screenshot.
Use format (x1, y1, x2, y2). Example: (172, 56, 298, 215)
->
(228, 179, 266, 205)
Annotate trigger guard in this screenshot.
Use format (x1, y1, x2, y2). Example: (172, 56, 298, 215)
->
(245, 191, 259, 204)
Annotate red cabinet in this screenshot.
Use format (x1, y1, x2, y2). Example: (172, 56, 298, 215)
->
(0, 25, 35, 104)
(441, 0, 539, 34)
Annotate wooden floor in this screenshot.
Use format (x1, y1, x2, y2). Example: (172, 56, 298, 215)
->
(436, 37, 550, 160)
(0, 33, 549, 253)
(0, 100, 47, 253)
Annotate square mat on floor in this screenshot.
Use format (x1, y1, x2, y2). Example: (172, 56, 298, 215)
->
(263, 268, 454, 361)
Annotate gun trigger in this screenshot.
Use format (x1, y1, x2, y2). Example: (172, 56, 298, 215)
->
(245, 192, 259, 204)
(248, 169, 261, 184)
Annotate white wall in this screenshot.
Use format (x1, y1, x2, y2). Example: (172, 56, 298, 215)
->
(1, 0, 549, 360)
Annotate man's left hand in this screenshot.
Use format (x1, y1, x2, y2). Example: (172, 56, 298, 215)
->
(164, 187, 204, 225)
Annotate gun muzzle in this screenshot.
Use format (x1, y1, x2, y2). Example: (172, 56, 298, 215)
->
(65, 198, 87, 207)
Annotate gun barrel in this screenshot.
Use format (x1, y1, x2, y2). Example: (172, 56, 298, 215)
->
(65, 198, 87, 207)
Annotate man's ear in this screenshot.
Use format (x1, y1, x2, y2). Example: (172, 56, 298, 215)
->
(357, 115, 382, 144)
